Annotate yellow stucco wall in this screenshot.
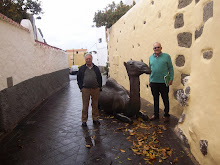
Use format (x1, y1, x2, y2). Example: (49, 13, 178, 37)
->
(74, 53, 86, 66)
(67, 50, 74, 68)
(66, 49, 87, 67)
(107, 0, 219, 164)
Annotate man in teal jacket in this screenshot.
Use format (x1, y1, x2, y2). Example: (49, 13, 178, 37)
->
(149, 42, 174, 122)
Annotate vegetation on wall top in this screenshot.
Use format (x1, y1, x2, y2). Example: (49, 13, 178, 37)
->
(93, 1, 135, 28)
(0, 0, 43, 23)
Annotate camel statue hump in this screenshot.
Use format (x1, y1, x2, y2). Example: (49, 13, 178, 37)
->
(99, 60, 150, 123)
(99, 78, 129, 113)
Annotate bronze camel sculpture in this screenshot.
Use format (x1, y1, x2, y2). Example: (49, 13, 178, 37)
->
(98, 60, 151, 124)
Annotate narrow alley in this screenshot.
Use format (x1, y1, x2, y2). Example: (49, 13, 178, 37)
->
(0, 75, 197, 165)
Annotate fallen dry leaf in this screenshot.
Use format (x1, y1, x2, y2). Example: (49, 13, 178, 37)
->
(149, 153, 156, 160)
(132, 148, 139, 152)
(167, 150, 173, 156)
(129, 132, 135, 136)
(126, 136, 131, 140)
(138, 118, 143, 122)
(143, 150, 149, 155)
(161, 156, 168, 160)
(144, 145, 150, 151)
(158, 125, 167, 130)
(120, 149, 126, 152)
(119, 117, 174, 164)
(157, 129, 163, 134)
(85, 144, 91, 148)
(173, 157, 178, 163)
(160, 148, 166, 157)
(143, 158, 149, 161)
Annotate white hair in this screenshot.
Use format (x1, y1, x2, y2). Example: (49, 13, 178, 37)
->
(84, 53, 93, 58)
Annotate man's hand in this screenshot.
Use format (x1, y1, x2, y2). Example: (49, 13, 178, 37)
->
(169, 80, 173, 86)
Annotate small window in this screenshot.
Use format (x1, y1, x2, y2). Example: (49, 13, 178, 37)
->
(98, 38, 102, 43)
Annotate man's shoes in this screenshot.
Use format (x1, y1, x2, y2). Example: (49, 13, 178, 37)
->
(150, 115, 159, 121)
(163, 116, 170, 122)
(93, 120, 100, 125)
(82, 122, 87, 127)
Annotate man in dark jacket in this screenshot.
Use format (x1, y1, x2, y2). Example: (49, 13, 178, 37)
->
(77, 53, 102, 127)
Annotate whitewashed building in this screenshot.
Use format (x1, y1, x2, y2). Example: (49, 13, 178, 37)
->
(95, 26, 108, 67)
(88, 26, 108, 69)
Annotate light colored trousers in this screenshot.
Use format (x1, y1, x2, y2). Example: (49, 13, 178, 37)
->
(81, 88, 100, 122)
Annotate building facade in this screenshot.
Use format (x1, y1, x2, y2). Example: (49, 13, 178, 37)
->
(66, 49, 87, 67)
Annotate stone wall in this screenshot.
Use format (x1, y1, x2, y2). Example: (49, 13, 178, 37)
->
(107, 0, 219, 164)
(0, 69, 69, 132)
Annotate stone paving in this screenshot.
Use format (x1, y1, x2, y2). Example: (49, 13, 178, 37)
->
(0, 75, 197, 165)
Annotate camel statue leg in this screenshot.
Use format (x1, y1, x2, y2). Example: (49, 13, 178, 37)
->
(113, 112, 133, 124)
(137, 111, 149, 121)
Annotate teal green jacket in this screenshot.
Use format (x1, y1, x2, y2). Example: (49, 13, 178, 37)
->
(149, 53, 174, 83)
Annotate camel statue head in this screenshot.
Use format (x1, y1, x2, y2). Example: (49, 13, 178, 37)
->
(124, 60, 151, 77)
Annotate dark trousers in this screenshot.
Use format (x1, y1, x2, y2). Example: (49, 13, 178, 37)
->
(150, 82, 170, 117)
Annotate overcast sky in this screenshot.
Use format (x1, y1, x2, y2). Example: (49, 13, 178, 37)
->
(35, 0, 122, 51)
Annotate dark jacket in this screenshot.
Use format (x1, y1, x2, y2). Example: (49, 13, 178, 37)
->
(77, 64, 102, 90)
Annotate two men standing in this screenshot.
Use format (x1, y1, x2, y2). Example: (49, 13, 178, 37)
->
(77, 42, 174, 126)
(77, 53, 102, 127)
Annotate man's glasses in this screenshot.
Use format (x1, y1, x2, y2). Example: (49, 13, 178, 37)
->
(153, 46, 161, 49)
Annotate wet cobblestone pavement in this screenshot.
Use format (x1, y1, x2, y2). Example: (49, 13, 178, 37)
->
(0, 75, 197, 165)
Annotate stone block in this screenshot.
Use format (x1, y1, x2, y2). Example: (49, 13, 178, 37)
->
(0, 69, 69, 132)
(175, 55, 185, 67)
(177, 32, 192, 48)
(203, 50, 213, 60)
(178, 0, 193, 9)
(174, 13, 184, 29)
(195, 25, 204, 40)
(203, 1, 213, 23)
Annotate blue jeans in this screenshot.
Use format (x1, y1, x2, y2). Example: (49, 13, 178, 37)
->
(150, 83, 170, 117)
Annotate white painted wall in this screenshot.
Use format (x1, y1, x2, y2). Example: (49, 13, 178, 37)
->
(0, 15, 68, 91)
(21, 19, 44, 43)
(95, 26, 108, 67)
(91, 51, 98, 66)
